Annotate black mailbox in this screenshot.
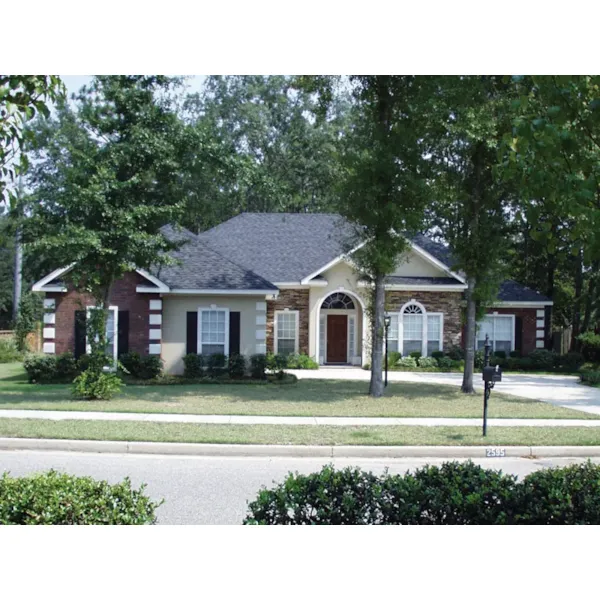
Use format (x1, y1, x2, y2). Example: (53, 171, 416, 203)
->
(482, 365, 502, 383)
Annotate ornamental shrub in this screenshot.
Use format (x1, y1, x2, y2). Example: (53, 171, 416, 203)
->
(72, 370, 123, 400)
(0, 338, 23, 363)
(228, 353, 246, 379)
(509, 350, 521, 358)
(437, 356, 454, 370)
(430, 350, 444, 361)
(286, 353, 319, 369)
(558, 351, 585, 373)
(474, 350, 485, 369)
(409, 351, 422, 359)
(446, 345, 465, 361)
(23, 354, 58, 383)
(13, 293, 42, 352)
(206, 353, 227, 378)
(183, 353, 204, 378)
(417, 357, 438, 368)
(55, 352, 79, 381)
(388, 351, 402, 366)
(577, 332, 600, 363)
(250, 353, 267, 380)
(0, 470, 160, 524)
(494, 350, 507, 359)
(528, 349, 558, 371)
(120, 352, 162, 380)
(580, 370, 600, 385)
(272, 353, 288, 380)
(397, 356, 417, 368)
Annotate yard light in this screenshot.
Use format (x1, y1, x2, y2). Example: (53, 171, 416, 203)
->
(481, 333, 502, 436)
(384, 314, 391, 387)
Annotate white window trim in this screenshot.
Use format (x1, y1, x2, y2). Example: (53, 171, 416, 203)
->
(347, 314, 357, 364)
(197, 307, 230, 356)
(274, 310, 300, 355)
(85, 306, 119, 369)
(427, 312, 444, 354)
(399, 300, 428, 357)
(477, 314, 516, 352)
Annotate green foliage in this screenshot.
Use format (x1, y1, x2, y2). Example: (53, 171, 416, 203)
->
(417, 357, 438, 368)
(206, 353, 226, 378)
(13, 292, 42, 351)
(430, 350, 444, 360)
(509, 350, 521, 358)
(271, 353, 288, 380)
(0, 470, 160, 524)
(227, 353, 246, 379)
(183, 353, 204, 378)
(436, 356, 455, 370)
(397, 356, 417, 368)
(494, 350, 507, 359)
(578, 332, 600, 363)
(286, 353, 319, 369)
(119, 352, 163, 380)
(474, 350, 485, 369)
(388, 350, 402, 366)
(558, 351, 585, 372)
(55, 352, 79, 381)
(580, 370, 600, 386)
(72, 370, 123, 400)
(23, 353, 81, 383)
(250, 354, 267, 380)
(0, 338, 22, 363)
(446, 346, 465, 361)
(528, 349, 559, 371)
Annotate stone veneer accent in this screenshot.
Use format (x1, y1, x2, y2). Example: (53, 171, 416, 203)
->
(266, 289, 309, 355)
(386, 291, 463, 351)
(47, 271, 161, 356)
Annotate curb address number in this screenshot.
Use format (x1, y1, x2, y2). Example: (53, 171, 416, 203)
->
(486, 448, 506, 457)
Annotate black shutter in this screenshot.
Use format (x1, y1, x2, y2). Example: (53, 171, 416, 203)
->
(186, 312, 198, 354)
(515, 316, 523, 355)
(74, 311, 87, 359)
(118, 311, 129, 358)
(229, 312, 241, 356)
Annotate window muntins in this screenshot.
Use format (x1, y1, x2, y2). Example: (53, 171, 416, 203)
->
(321, 292, 355, 310)
(427, 313, 443, 355)
(385, 303, 443, 357)
(275, 310, 299, 356)
(199, 308, 229, 356)
(477, 315, 515, 353)
(86, 306, 119, 367)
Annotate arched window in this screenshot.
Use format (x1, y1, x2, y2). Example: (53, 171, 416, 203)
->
(321, 292, 355, 310)
(402, 302, 424, 355)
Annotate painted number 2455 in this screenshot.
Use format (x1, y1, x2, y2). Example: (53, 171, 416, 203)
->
(486, 448, 506, 457)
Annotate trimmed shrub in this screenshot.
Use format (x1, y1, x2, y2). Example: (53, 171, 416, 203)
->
(272, 353, 288, 380)
(490, 356, 507, 369)
(578, 332, 600, 363)
(515, 462, 600, 524)
(474, 350, 485, 369)
(119, 352, 162, 380)
(23, 354, 59, 383)
(430, 350, 444, 361)
(509, 350, 521, 358)
(286, 353, 319, 370)
(409, 351, 422, 359)
(418, 357, 438, 368)
(183, 353, 204, 378)
(228, 353, 246, 379)
(77, 354, 91, 372)
(0, 470, 160, 524)
(437, 356, 454, 370)
(494, 350, 507, 359)
(0, 338, 23, 363)
(250, 353, 267, 380)
(72, 370, 123, 400)
(55, 352, 79, 381)
(528, 349, 558, 371)
(206, 353, 227, 378)
(580, 370, 600, 386)
(388, 351, 402, 366)
(558, 351, 585, 373)
(397, 356, 417, 368)
(446, 345, 464, 361)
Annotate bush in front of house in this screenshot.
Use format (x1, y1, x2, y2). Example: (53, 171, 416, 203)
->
(250, 353, 267, 380)
(388, 350, 402, 366)
(270, 353, 288, 380)
(0, 338, 23, 363)
(557, 351, 585, 373)
(286, 353, 319, 369)
(417, 356, 438, 368)
(183, 353, 204, 378)
(228, 353, 246, 379)
(119, 352, 163, 380)
(0, 470, 160, 525)
(446, 345, 464, 361)
(408, 351, 422, 359)
(397, 356, 417, 368)
(23, 353, 80, 384)
(494, 350, 507, 359)
(527, 349, 559, 371)
(430, 350, 444, 361)
(244, 461, 600, 525)
(580, 370, 600, 386)
(72, 369, 123, 400)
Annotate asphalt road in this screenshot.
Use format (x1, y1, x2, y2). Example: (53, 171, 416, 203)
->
(2, 450, 599, 524)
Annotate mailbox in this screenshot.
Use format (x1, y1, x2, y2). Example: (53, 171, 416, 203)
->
(482, 365, 502, 383)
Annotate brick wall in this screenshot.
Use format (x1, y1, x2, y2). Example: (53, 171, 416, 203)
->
(386, 291, 463, 350)
(485, 307, 538, 355)
(48, 272, 160, 355)
(266, 289, 309, 354)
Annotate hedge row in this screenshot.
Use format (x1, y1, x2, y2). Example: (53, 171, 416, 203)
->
(0, 470, 160, 524)
(245, 461, 600, 525)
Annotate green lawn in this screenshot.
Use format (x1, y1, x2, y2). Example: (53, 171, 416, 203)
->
(0, 418, 599, 446)
(0, 362, 594, 420)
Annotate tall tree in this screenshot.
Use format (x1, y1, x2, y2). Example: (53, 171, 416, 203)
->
(23, 76, 195, 370)
(428, 76, 516, 393)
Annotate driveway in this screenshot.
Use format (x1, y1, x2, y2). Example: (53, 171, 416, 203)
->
(289, 368, 600, 416)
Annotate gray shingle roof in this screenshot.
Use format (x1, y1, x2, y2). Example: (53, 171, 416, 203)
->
(498, 280, 551, 303)
(198, 213, 356, 283)
(412, 234, 456, 268)
(155, 227, 277, 291)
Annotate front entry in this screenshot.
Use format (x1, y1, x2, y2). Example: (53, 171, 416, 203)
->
(327, 314, 348, 363)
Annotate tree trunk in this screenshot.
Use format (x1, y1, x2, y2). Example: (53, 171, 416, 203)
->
(12, 225, 22, 324)
(571, 248, 584, 351)
(581, 260, 598, 334)
(369, 273, 385, 398)
(462, 277, 477, 394)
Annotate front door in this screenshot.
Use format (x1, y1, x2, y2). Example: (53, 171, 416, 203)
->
(327, 315, 348, 363)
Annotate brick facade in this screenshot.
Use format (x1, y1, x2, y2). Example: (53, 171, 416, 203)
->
(47, 272, 160, 356)
(266, 289, 309, 355)
(385, 291, 463, 350)
(484, 307, 538, 355)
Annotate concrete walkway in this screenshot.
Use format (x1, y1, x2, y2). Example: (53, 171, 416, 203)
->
(0, 408, 599, 428)
(289, 368, 600, 416)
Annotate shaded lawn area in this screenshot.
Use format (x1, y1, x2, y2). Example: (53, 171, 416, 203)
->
(1, 418, 600, 446)
(0, 362, 595, 420)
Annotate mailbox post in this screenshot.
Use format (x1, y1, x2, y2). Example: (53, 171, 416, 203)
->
(384, 314, 391, 387)
(481, 334, 502, 436)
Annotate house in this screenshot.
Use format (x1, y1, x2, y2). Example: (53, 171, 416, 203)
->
(31, 213, 553, 374)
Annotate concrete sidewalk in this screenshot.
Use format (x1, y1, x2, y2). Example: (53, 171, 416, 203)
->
(0, 408, 599, 428)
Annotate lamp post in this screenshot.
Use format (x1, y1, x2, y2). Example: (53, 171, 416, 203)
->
(384, 314, 391, 387)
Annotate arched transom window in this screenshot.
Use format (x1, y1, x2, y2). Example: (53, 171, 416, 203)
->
(321, 292, 355, 310)
(386, 301, 444, 357)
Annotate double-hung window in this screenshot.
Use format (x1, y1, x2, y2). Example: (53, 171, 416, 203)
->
(427, 314, 443, 355)
(477, 315, 514, 353)
(199, 309, 229, 355)
(86, 306, 119, 367)
(402, 306, 423, 356)
(387, 314, 399, 353)
(275, 310, 299, 356)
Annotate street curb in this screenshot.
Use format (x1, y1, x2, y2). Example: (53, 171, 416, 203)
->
(2, 437, 600, 458)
